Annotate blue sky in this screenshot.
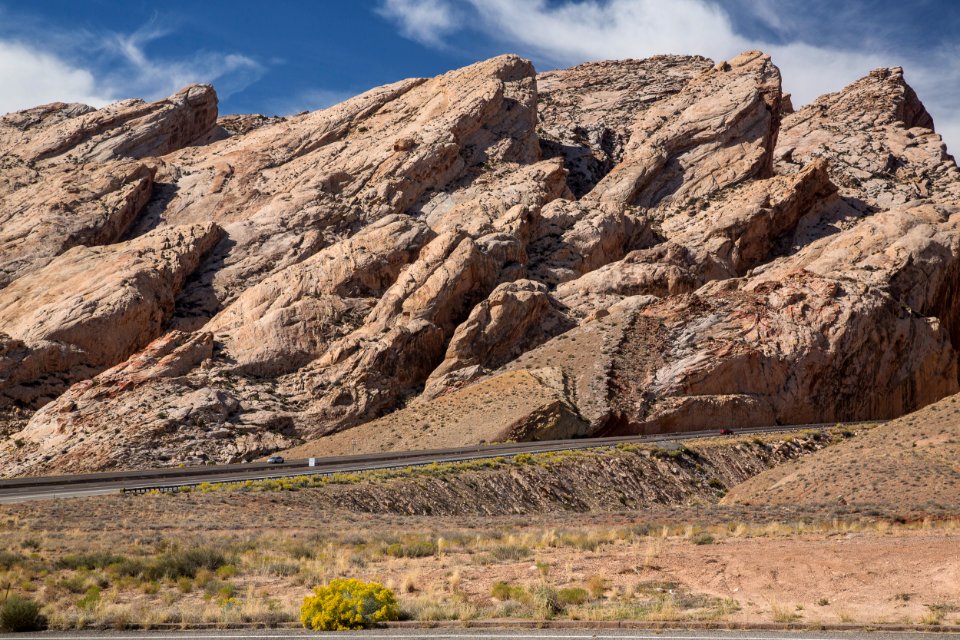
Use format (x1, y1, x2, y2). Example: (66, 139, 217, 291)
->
(1, 1, 959, 150)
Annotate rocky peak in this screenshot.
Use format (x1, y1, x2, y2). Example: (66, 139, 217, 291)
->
(1, 51, 959, 475)
(537, 54, 713, 196)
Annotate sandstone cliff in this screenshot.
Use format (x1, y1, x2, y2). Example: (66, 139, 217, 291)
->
(1, 50, 958, 475)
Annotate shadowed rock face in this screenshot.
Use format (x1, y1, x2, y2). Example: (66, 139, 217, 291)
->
(1, 50, 959, 475)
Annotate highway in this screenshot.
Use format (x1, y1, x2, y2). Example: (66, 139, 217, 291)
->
(0, 422, 874, 504)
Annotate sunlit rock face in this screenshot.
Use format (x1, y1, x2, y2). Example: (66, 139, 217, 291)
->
(1, 51, 959, 475)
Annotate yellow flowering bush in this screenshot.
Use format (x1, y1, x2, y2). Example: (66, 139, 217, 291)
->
(300, 578, 399, 630)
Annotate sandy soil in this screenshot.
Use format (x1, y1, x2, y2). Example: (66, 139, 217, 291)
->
(2, 489, 959, 627)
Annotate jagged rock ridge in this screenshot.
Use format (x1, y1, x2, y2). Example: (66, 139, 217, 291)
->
(0, 51, 958, 475)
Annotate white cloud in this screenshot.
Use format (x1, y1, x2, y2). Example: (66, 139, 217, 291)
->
(904, 47, 960, 158)
(378, 0, 960, 153)
(0, 40, 111, 113)
(0, 22, 264, 116)
(763, 42, 884, 105)
(463, 0, 747, 65)
(377, 0, 460, 46)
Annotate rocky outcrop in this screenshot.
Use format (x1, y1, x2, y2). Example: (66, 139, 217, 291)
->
(0, 330, 294, 475)
(283, 367, 588, 458)
(0, 161, 155, 287)
(285, 229, 517, 437)
(0, 223, 222, 408)
(527, 51, 783, 286)
(2, 50, 959, 475)
(537, 55, 713, 196)
(0, 84, 217, 165)
(280, 430, 853, 516)
(423, 279, 573, 397)
(552, 158, 838, 317)
(0, 85, 218, 287)
(151, 55, 542, 329)
(590, 51, 782, 212)
(206, 214, 435, 376)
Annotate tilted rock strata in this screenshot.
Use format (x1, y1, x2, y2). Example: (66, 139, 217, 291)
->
(537, 55, 713, 196)
(206, 213, 435, 376)
(151, 55, 541, 329)
(0, 331, 293, 475)
(0, 85, 218, 287)
(0, 223, 222, 409)
(1, 50, 959, 475)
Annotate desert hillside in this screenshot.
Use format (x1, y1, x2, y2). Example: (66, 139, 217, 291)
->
(1, 50, 959, 475)
(726, 391, 960, 510)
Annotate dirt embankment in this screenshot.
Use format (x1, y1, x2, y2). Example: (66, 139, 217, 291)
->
(217, 430, 859, 516)
(727, 395, 960, 511)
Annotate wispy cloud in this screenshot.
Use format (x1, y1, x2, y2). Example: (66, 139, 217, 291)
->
(0, 14, 265, 116)
(97, 25, 264, 101)
(377, 0, 959, 152)
(376, 0, 461, 47)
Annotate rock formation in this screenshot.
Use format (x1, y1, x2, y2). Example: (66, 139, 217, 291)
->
(1, 49, 958, 475)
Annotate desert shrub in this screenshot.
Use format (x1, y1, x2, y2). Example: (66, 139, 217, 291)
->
(19, 539, 40, 551)
(0, 596, 46, 632)
(107, 557, 146, 577)
(489, 544, 531, 562)
(692, 532, 715, 545)
(285, 543, 315, 560)
(557, 587, 590, 606)
(0, 552, 23, 570)
(586, 575, 607, 599)
(215, 564, 237, 579)
(491, 581, 525, 601)
(557, 533, 600, 551)
(77, 586, 100, 610)
(385, 540, 436, 558)
(194, 568, 213, 588)
(265, 561, 300, 576)
(527, 585, 562, 618)
(142, 547, 227, 580)
(300, 578, 399, 630)
(57, 575, 89, 594)
(57, 552, 125, 571)
(217, 583, 236, 602)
